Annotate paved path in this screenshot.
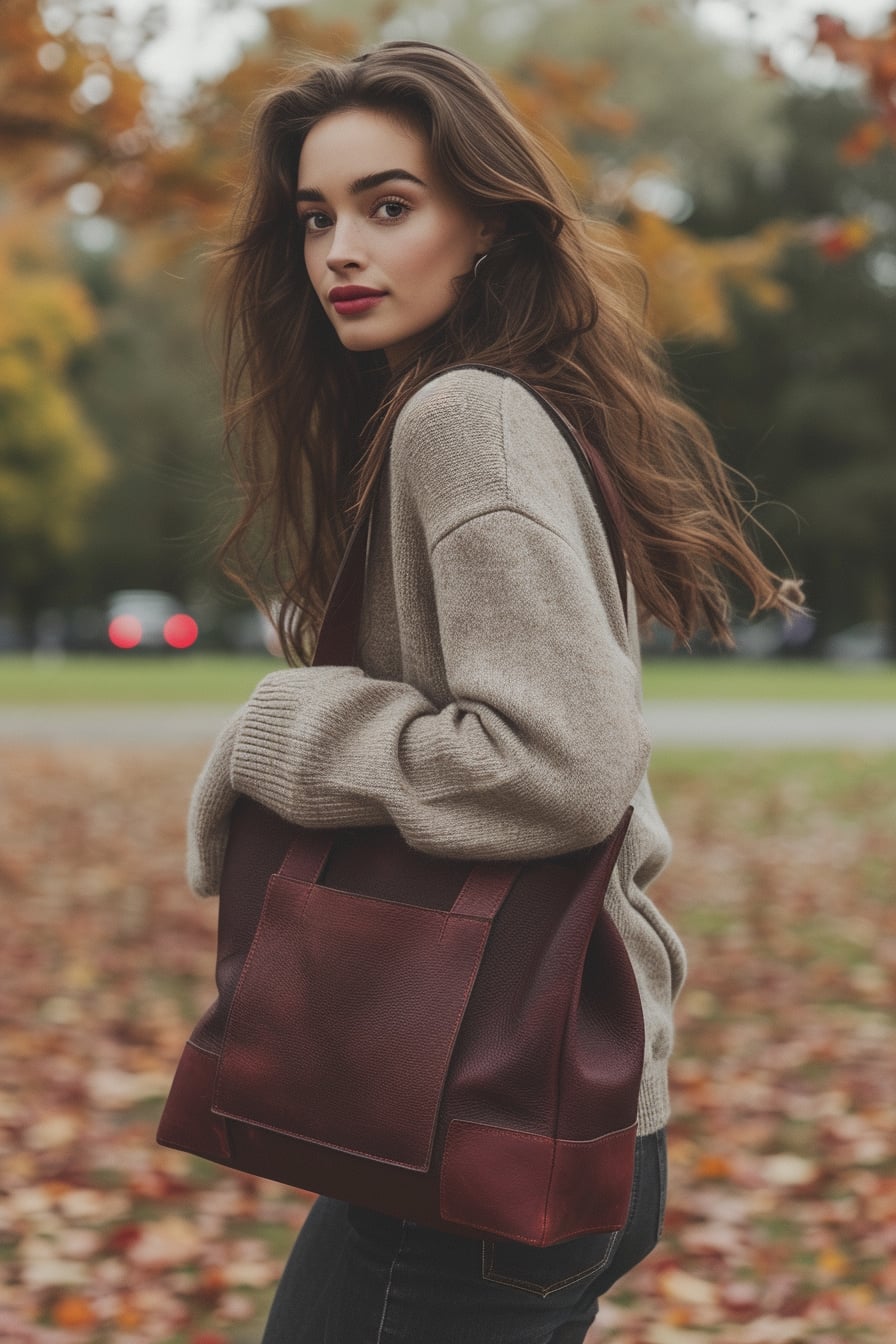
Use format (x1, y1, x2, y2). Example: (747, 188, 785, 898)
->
(0, 701, 894, 748)
(646, 700, 895, 748)
(0, 705, 232, 745)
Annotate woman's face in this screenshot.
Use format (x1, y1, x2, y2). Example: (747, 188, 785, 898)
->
(297, 107, 498, 369)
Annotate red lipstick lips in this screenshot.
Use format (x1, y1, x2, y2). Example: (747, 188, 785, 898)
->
(329, 285, 387, 316)
(329, 285, 387, 301)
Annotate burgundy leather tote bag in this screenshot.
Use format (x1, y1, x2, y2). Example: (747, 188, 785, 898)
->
(157, 366, 645, 1247)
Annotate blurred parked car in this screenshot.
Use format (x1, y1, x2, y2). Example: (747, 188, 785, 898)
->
(32, 606, 107, 653)
(105, 590, 198, 652)
(0, 614, 26, 652)
(824, 621, 892, 663)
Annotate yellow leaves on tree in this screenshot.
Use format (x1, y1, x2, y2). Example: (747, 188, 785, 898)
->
(495, 55, 639, 196)
(0, 223, 109, 589)
(485, 56, 809, 345)
(0, 1, 876, 355)
(621, 207, 798, 344)
(0, 0, 147, 206)
(147, 5, 360, 224)
(813, 11, 896, 161)
(0, 2, 365, 261)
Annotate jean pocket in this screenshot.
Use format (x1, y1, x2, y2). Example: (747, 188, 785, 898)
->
(480, 1228, 621, 1299)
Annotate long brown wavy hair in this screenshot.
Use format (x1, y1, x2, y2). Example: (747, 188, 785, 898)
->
(214, 38, 802, 665)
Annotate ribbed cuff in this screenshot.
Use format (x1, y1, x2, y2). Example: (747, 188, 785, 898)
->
(230, 670, 310, 818)
(636, 1067, 671, 1136)
(184, 706, 244, 898)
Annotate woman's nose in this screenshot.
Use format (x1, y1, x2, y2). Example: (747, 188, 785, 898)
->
(325, 220, 366, 272)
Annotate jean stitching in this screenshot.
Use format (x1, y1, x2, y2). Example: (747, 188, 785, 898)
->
(655, 1133, 668, 1242)
(624, 1137, 644, 1231)
(374, 1221, 407, 1344)
(480, 1231, 621, 1298)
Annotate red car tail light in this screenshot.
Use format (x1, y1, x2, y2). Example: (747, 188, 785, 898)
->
(108, 615, 142, 649)
(164, 614, 198, 649)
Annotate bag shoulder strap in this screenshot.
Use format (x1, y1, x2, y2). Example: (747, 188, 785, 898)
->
(313, 364, 629, 667)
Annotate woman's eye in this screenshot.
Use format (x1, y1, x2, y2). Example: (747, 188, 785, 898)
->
(375, 197, 411, 222)
(299, 198, 411, 233)
(299, 211, 329, 233)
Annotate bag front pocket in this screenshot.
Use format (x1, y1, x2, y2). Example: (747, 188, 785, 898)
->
(213, 873, 492, 1171)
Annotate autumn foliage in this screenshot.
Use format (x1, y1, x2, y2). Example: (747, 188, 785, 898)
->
(813, 12, 896, 162)
(0, 218, 108, 599)
(0, 744, 892, 1340)
(0, 1, 893, 646)
(0, 1, 885, 344)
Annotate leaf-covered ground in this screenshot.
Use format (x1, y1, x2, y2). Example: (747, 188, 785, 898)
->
(0, 746, 893, 1343)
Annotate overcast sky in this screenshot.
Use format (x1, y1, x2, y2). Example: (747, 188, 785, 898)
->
(93, 0, 892, 96)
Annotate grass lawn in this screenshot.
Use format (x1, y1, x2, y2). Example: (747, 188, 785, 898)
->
(0, 652, 894, 704)
(0, 653, 278, 703)
(641, 658, 896, 701)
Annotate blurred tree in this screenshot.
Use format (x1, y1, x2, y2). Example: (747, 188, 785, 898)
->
(666, 87, 896, 647)
(0, 0, 359, 638)
(65, 251, 228, 611)
(0, 0, 807, 335)
(0, 1, 359, 240)
(481, 0, 791, 210)
(621, 207, 797, 344)
(287, 0, 809, 339)
(0, 220, 109, 633)
(0, 0, 889, 646)
(0, 0, 149, 207)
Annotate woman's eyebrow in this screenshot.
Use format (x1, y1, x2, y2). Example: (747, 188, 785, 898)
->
(295, 169, 427, 203)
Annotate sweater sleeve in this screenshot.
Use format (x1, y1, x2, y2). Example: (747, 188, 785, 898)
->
(229, 502, 650, 861)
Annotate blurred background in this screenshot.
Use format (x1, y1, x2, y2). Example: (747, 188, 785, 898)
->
(1, 0, 896, 662)
(1, 5, 895, 1344)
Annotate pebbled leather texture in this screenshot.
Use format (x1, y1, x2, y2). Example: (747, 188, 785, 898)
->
(157, 366, 645, 1247)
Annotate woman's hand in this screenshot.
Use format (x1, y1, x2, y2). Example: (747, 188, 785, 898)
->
(185, 705, 246, 897)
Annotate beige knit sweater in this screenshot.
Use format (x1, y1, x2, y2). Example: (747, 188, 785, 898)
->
(186, 366, 686, 1136)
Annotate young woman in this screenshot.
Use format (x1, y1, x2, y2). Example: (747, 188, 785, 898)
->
(185, 38, 801, 1344)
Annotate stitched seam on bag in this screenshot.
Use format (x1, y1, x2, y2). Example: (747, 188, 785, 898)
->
(545, 829, 634, 1240)
(480, 1232, 620, 1298)
(544, 1017, 566, 1242)
(215, 922, 491, 1171)
(294, 875, 491, 919)
(450, 1120, 634, 1147)
(442, 1125, 547, 1245)
(442, 1129, 543, 1245)
(442, 1123, 635, 1245)
(399, 920, 490, 1168)
(206, 1108, 436, 1168)
(441, 862, 521, 937)
(212, 869, 285, 1114)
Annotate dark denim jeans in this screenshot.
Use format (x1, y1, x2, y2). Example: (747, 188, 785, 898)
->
(260, 1129, 667, 1344)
